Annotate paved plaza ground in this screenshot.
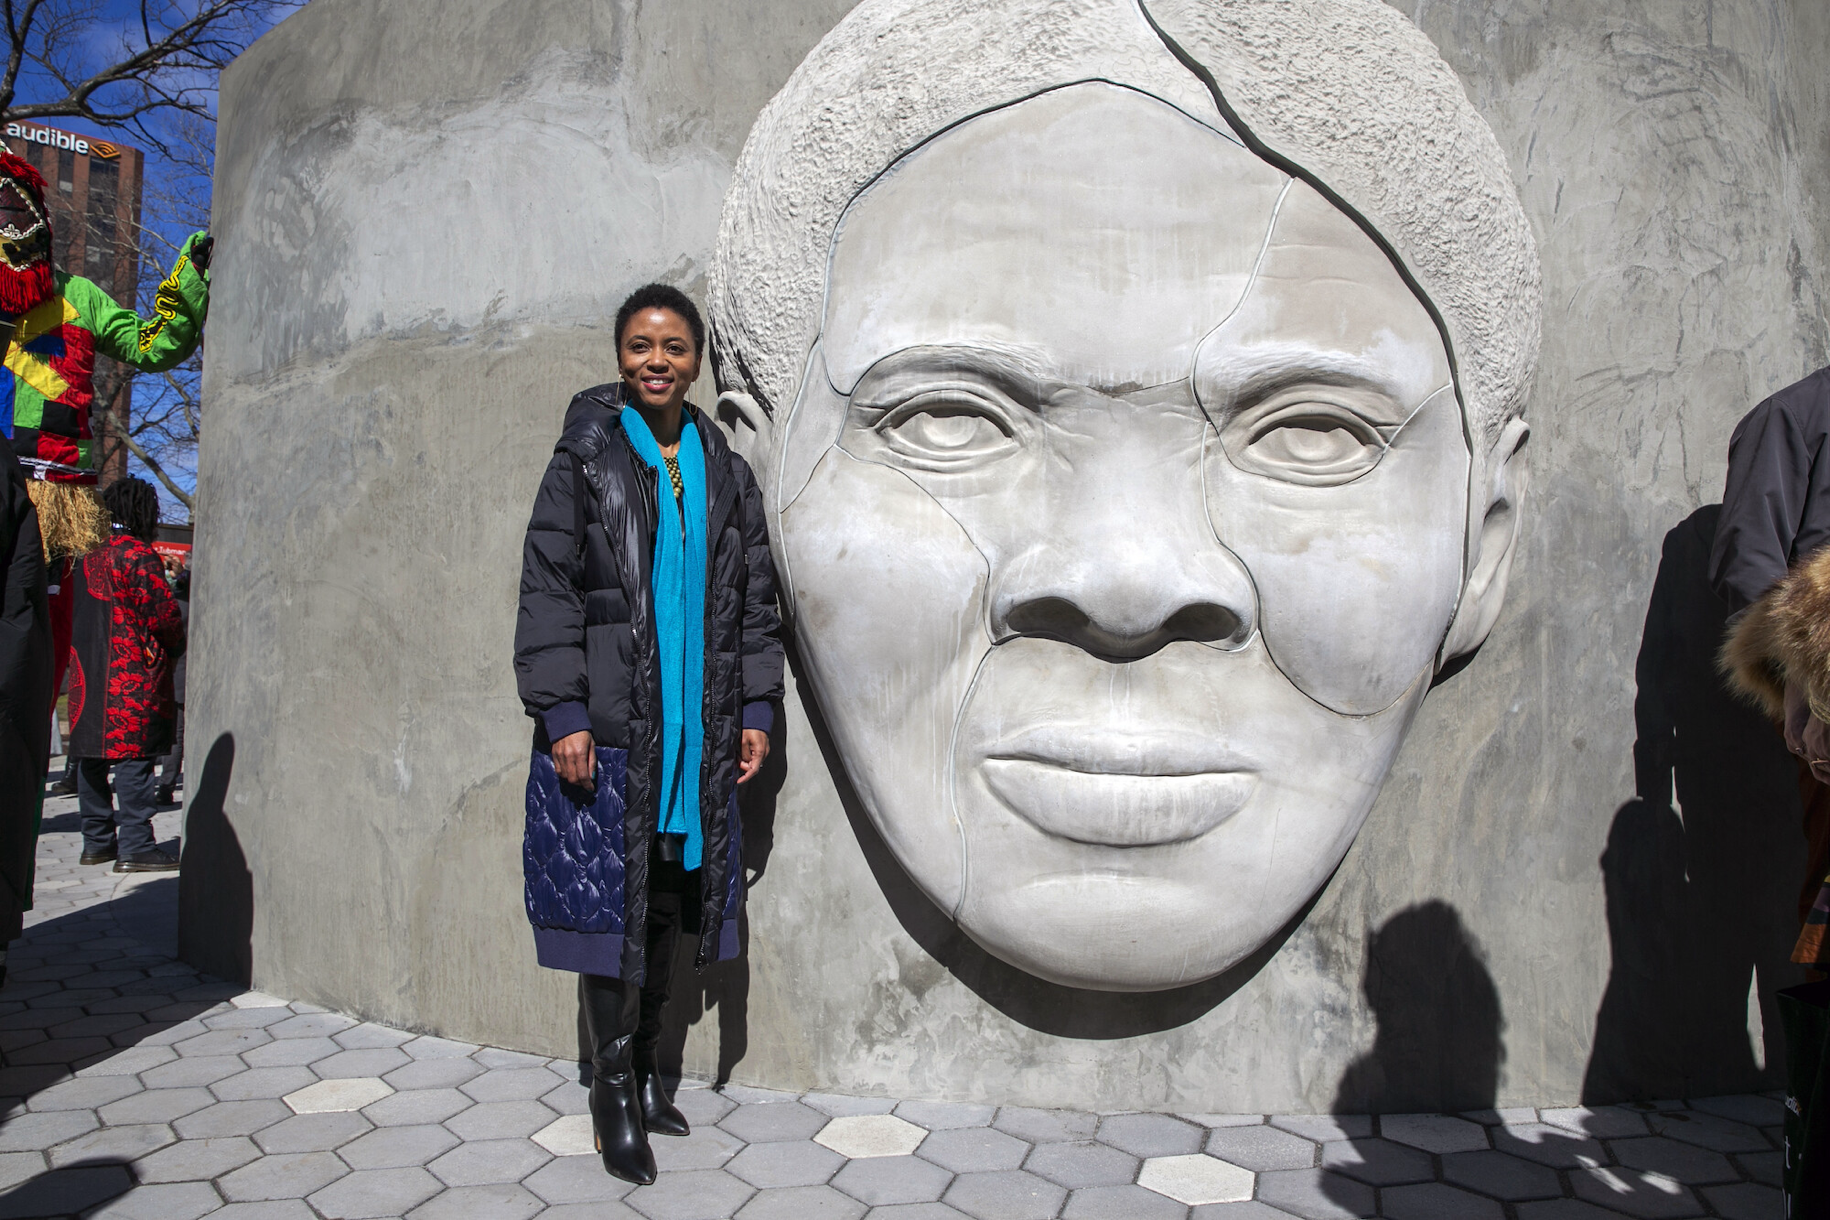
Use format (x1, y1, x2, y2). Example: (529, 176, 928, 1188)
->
(0, 777, 1789, 1219)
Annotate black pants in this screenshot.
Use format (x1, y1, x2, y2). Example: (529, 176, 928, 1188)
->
(579, 856, 700, 1078)
(158, 706, 184, 794)
(76, 758, 157, 857)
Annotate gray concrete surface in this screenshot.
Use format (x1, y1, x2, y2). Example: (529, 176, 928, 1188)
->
(190, 0, 1830, 1110)
(0, 778, 1790, 1217)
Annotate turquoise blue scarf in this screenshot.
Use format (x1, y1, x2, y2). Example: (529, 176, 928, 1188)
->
(620, 406, 709, 870)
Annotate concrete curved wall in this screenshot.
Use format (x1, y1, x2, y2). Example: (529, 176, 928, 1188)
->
(187, 0, 1830, 1112)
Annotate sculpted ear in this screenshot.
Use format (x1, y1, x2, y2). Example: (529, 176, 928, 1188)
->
(714, 390, 773, 472)
(1440, 417, 1530, 665)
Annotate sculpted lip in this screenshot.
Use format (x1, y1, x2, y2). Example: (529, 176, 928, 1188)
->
(977, 729, 1257, 847)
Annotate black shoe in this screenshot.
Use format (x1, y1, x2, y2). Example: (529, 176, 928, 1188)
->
(635, 1058, 689, 1136)
(114, 849, 180, 873)
(155, 787, 176, 805)
(79, 847, 117, 866)
(49, 778, 76, 797)
(590, 1073, 657, 1184)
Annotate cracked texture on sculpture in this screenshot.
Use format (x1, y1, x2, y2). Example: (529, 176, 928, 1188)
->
(708, 0, 1540, 992)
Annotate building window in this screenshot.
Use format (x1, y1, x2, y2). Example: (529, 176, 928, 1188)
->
(85, 157, 118, 293)
(56, 147, 73, 193)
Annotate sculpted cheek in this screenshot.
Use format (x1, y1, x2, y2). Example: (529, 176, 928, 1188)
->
(780, 446, 989, 914)
(1206, 391, 1469, 715)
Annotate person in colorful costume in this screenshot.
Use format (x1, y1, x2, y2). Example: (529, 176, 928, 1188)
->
(0, 150, 210, 705)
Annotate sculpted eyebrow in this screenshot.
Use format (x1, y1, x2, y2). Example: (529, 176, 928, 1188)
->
(849, 347, 1046, 406)
(1199, 358, 1412, 420)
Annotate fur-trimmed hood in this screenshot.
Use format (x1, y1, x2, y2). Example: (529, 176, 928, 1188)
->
(1721, 545, 1830, 721)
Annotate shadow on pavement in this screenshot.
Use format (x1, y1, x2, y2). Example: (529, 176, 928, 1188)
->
(0, 1157, 133, 1219)
(176, 733, 252, 987)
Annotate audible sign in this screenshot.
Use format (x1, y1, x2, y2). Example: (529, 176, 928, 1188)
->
(2, 122, 116, 158)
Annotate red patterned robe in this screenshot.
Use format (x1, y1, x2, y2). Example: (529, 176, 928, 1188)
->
(67, 531, 182, 760)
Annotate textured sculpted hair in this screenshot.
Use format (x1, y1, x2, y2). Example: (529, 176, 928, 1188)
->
(102, 477, 160, 542)
(615, 283, 706, 355)
(709, 0, 1541, 445)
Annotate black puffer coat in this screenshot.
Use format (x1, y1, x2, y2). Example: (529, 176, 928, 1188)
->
(515, 383, 783, 981)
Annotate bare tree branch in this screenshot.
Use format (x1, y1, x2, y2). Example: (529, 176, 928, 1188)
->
(94, 397, 192, 510)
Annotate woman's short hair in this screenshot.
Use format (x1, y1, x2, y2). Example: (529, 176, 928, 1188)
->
(615, 283, 706, 355)
(101, 477, 160, 542)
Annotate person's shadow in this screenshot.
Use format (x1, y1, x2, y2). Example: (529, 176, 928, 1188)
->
(1583, 506, 1801, 1101)
(176, 733, 254, 986)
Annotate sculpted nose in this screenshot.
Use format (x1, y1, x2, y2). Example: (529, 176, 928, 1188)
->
(988, 472, 1257, 660)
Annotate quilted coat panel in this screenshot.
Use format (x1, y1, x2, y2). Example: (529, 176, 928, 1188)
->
(524, 746, 628, 935)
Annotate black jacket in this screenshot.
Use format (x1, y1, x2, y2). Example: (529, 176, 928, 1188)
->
(515, 383, 784, 977)
(1, 434, 51, 942)
(1710, 366, 1830, 615)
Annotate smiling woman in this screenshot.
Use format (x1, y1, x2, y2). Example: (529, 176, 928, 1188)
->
(707, 0, 1539, 993)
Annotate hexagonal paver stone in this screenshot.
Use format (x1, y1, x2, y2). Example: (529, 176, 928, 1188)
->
(802, 1092, 900, 1118)
(1613, 1136, 1739, 1185)
(1320, 1137, 1433, 1186)
(1139, 1153, 1254, 1205)
(0, 1106, 98, 1150)
(1382, 1182, 1505, 1220)
(1571, 1167, 1705, 1218)
(142, 1054, 247, 1089)
(920, 1126, 1031, 1173)
(534, 1113, 596, 1156)
(895, 1100, 996, 1130)
(461, 1067, 563, 1103)
(244, 1036, 340, 1069)
(1738, 1149, 1783, 1187)
(1493, 1123, 1606, 1169)
(817, 1114, 927, 1158)
(401, 1035, 481, 1060)
(1441, 1149, 1563, 1201)
(340, 1123, 462, 1170)
(1270, 1115, 1373, 1142)
(944, 1168, 1068, 1220)
(734, 1182, 867, 1220)
(1692, 1095, 1787, 1128)
(315, 1048, 412, 1080)
(173, 1098, 292, 1138)
(173, 1026, 273, 1057)
(286, 1076, 394, 1113)
(445, 1099, 560, 1141)
(84, 1180, 222, 1220)
(47, 1122, 174, 1167)
(1098, 1113, 1204, 1158)
(334, 1022, 415, 1050)
(652, 1123, 747, 1172)
(385, 1057, 483, 1092)
(1646, 1111, 1770, 1155)
(408, 1182, 546, 1220)
(674, 1086, 735, 1128)
(1065, 1183, 1187, 1220)
(832, 1153, 954, 1205)
(1255, 1167, 1378, 1219)
(727, 1138, 846, 1188)
(134, 1135, 261, 1183)
(27, 1072, 142, 1110)
(202, 1068, 313, 1106)
(254, 1110, 373, 1153)
(1703, 1181, 1786, 1220)
(219, 1150, 350, 1201)
(427, 1136, 552, 1186)
(623, 1166, 756, 1219)
(1381, 1113, 1490, 1154)
(1204, 1123, 1317, 1171)
(1025, 1139, 1138, 1189)
(523, 1154, 641, 1207)
(722, 1100, 830, 1144)
(1541, 1106, 1652, 1139)
(995, 1106, 1100, 1144)
(362, 1086, 473, 1128)
(308, 1166, 444, 1219)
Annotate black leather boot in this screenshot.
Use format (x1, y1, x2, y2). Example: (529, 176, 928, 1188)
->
(579, 973, 656, 1185)
(636, 845, 691, 1136)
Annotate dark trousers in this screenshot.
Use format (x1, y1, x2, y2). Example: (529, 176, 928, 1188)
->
(578, 857, 699, 1079)
(158, 706, 184, 794)
(76, 758, 158, 858)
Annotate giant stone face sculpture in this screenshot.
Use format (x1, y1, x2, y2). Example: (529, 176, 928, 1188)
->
(709, 0, 1542, 992)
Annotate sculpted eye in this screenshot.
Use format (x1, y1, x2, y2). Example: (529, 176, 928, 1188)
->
(1223, 403, 1387, 485)
(878, 394, 1017, 469)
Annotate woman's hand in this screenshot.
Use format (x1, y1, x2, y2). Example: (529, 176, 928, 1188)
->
(737, 729, 770, 784)
(553, 730, 596, 789)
